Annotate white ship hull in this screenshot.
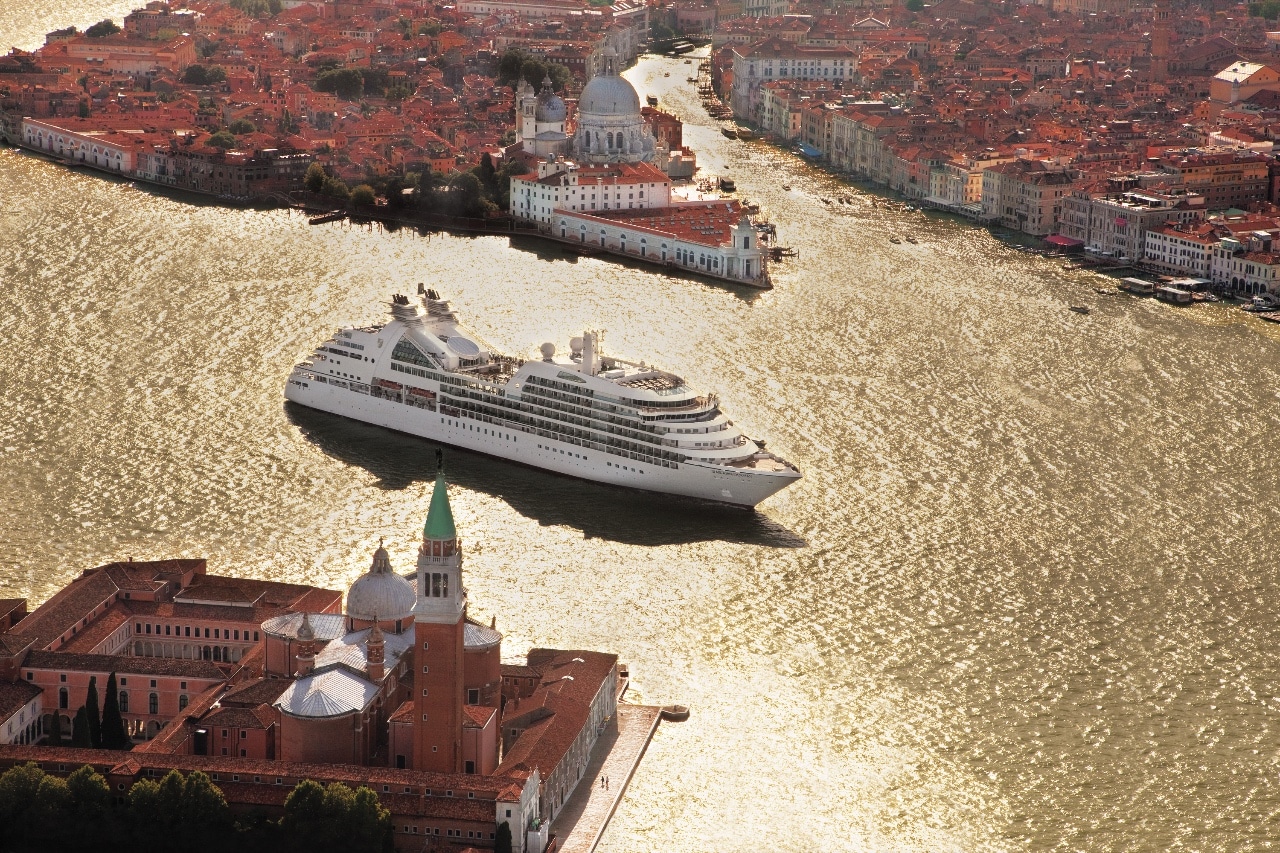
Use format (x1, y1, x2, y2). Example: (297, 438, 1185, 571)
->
(285, 377, 797, 507)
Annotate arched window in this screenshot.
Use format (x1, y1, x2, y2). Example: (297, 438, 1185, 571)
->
(119, 691, 129, 713)
(178, 695, 188, 711)
(148, 693, 158, 715)
(606, 132, 614, 149)
(59, 688, 68, 710)
(213, 646, 222, 662)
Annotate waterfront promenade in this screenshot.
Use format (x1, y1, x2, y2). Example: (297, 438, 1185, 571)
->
(550, 704, 662, 853)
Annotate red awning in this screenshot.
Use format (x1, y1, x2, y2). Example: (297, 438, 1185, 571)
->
(1045, 235, 1084, 247)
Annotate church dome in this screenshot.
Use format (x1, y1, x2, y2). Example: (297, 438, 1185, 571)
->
(537, 93, 567, 123)
(579, 74, 641, 118)
(346, 544, 416, 622)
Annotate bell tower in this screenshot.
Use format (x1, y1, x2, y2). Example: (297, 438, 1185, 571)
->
(412, 462, 466, 773)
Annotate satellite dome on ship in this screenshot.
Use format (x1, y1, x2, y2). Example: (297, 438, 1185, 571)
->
(346, 543, 416, 623)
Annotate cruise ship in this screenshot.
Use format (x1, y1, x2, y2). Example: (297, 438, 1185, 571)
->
(284, 290, 801, 506)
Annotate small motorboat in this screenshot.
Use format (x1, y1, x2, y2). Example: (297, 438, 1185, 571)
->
(661, 704, 690, 722)
(782, 184, 791, 190)
(1069, 305, 1090, 315)
(905, 236, 918, 244)
(889, 236, 902, 244)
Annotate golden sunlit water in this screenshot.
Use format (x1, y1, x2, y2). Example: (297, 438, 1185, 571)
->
(4, 10, 1280, 848)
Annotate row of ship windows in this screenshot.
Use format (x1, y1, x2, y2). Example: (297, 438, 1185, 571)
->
(536, 443, 647, 473)
(324, 370, 684, 466)
(449, 397, 680, 461)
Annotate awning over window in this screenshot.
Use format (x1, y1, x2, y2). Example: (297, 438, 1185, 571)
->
(1044, 235, 1084, 247)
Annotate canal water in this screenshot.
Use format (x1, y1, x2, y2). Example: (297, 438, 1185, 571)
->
(4, 11, 1280, 850)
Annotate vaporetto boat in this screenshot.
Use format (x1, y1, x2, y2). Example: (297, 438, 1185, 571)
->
(285, 290, 801, 506)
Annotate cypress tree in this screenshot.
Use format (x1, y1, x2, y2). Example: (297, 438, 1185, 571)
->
(495, 820, 513, 853)
(71, 707, 92, 748)
(84, 676, 101, 748)
(101, 672, 130, 750)
(47, 710, 63, 747)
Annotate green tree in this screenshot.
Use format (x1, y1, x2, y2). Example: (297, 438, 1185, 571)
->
(448, 171, 487, 216)
(322, 177, 350, 200)
(47, 710, 63, 746)
(0, 763, 45, 846)
(101, 672, 130, 750)
(348, 786, 390, 852)
(85, 18, 121, 37)
(71, 706, 91, 747)
(229, 118, 257, 134)
(385, 81, 413, 102)
(208, 130, 237, 149)
(304, 162, 327, 193)
(66, 764, 111, 844)
(84, 675, 101, 748)
(78, 99, 90, 118)
(184, 63, 210, 84)
(180, 770, 230, 838)
(33, 774, 71, 830)
(495, 820, 514, 853)
(127, 777, 164, 846)
(157, 768, 185, 828)
(349, 184, 376, 207)
(282, 779, 327, 850)
(315, 67, 364, 100)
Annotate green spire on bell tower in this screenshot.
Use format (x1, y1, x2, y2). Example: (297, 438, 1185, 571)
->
(424, 451, 456, 541)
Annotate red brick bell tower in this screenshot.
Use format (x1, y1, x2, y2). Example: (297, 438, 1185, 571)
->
(412, 469, 466, 773)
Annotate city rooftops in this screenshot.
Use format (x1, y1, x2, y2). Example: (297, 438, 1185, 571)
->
(1214, 61, 1268, 84)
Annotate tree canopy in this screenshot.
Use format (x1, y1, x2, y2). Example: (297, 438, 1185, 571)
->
(101, 672, 130, 750)
(304, 162, 327, 193)
(1, 765, 395, 853)
(208, 130, 238, 149)
(183, 64, 228, 85)
(85, 19, 121, 38)
(496, 48, 570, 91)
(85, 676, 102, 749)
(315, 67, 365, 100)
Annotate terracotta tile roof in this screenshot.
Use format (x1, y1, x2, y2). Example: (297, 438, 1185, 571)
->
(12, 570, 120, 649)
(582, 201, 751, 249)
(497, 650, 616, 778)
(24, 650, 225, 680)
(388, 699, 415, 724)
(0, 635, 37, 658)
(220, 678, 291, 707)
(0, 680, 42, 720)
(201, 704, 277, 730)
(175, 575, 322, 608)
(463, 705, 496, 728)
(59, 607, 131, 653)
(0, 600, 26, 626)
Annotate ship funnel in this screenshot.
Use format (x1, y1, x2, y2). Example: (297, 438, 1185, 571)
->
(581, 331, 597, 376)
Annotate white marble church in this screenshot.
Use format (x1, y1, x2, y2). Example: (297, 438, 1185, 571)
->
(518, 45, 682, 171)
